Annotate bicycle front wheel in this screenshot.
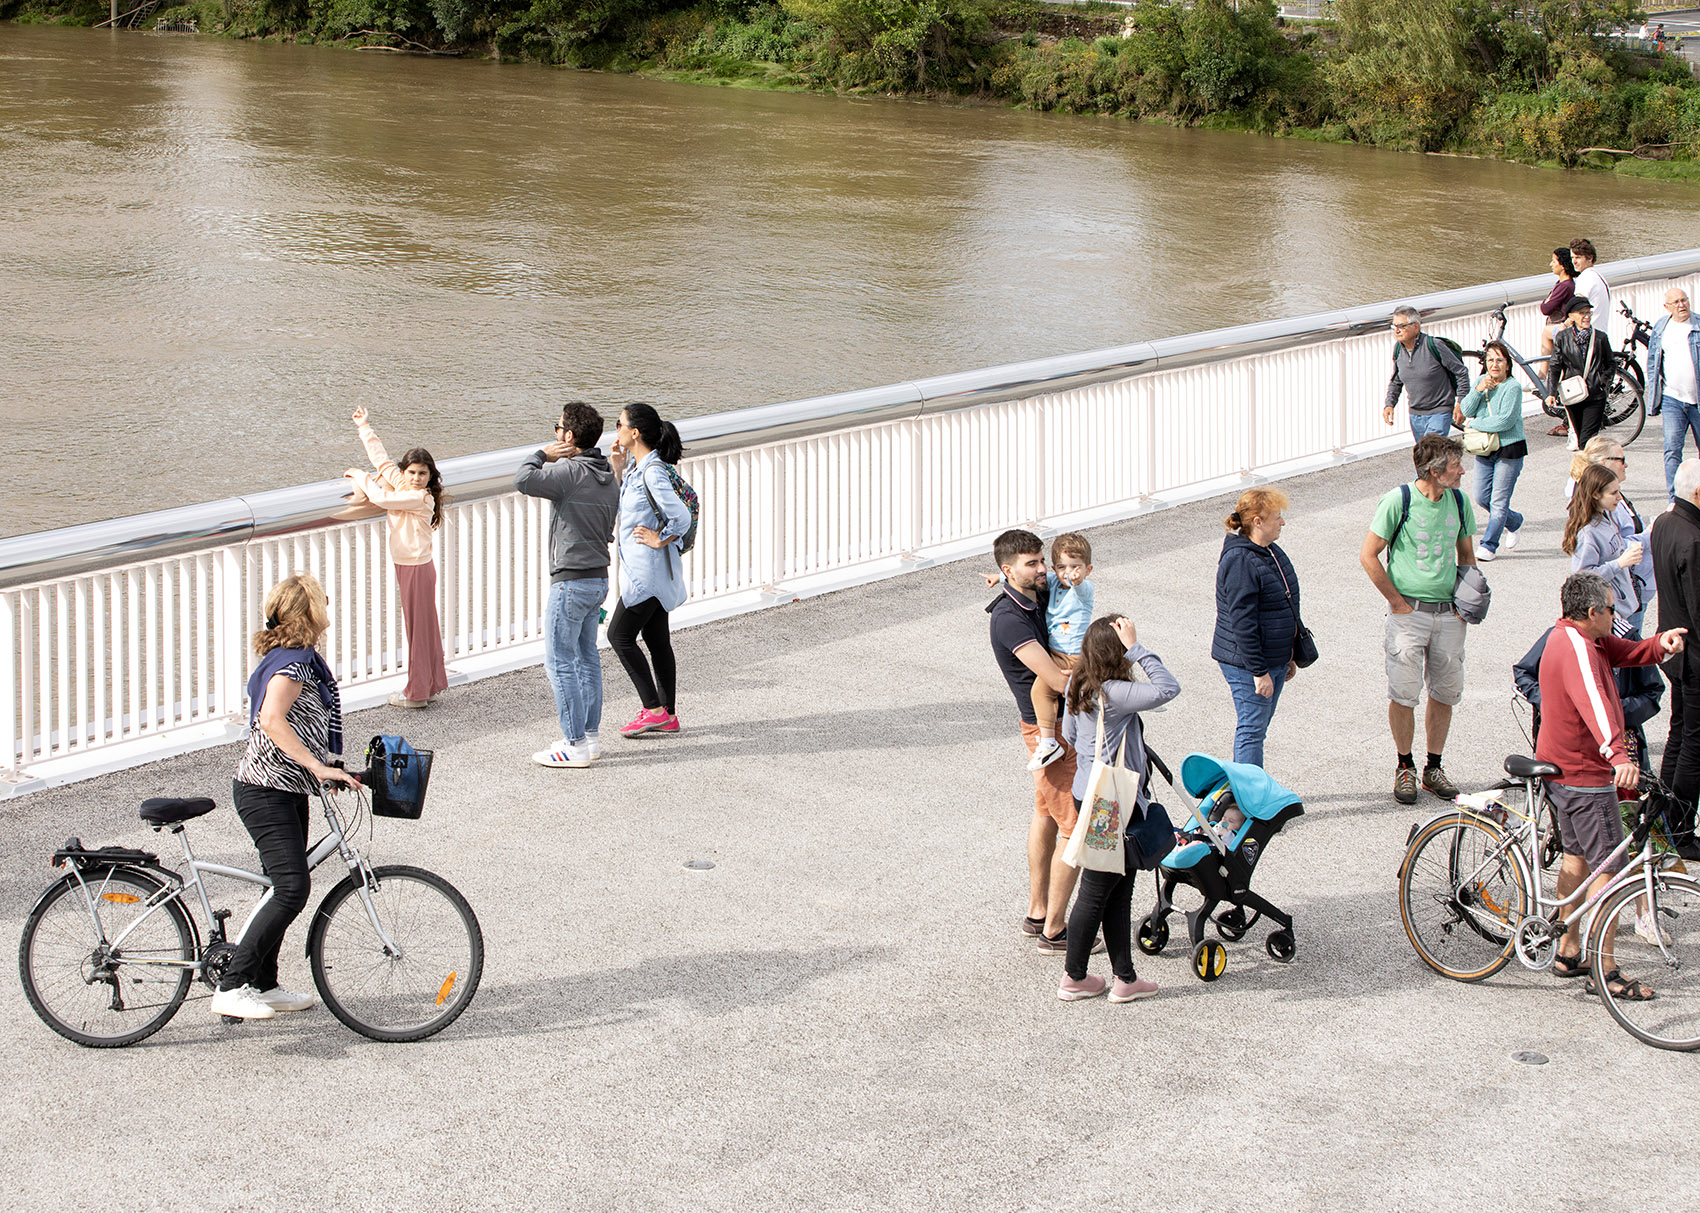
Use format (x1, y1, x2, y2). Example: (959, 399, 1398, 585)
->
(307, 864, 483, 1042)
(1399, 815, 1526, 982)
(18, 866, 195, 1047)
(1601, 367, 1646, 445)
(1590, 872, 1700, 1051)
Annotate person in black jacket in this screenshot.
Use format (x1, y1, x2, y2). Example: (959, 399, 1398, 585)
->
(1211, 487, 1302, 767)
(1546, 296, 1616, 447)
(1652, 457, 1700, 859)
(1512, 627, 1663, 772)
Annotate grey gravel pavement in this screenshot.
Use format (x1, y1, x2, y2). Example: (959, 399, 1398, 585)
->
(2, 430, 1696, 1212)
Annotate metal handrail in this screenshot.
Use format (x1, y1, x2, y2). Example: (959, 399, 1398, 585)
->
(5, 248, 1698, 590)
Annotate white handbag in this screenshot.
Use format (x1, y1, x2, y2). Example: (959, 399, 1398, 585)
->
(1558, 331, 1598, 406)
(1061, 706, 1142, 875)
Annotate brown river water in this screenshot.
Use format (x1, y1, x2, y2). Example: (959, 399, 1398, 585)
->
(3, 23, 1700, 535)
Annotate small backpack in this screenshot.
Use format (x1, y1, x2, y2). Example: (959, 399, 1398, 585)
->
(638, 462, 701, 555)
(1393, 333, 1467, 396)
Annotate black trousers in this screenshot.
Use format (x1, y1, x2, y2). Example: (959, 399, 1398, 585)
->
(1661, 675, 1700, 845)
(1065, 826, 1138, 982)
(1564, 394, 1607, 447)
(608, 595, 676, 713)
(223, 780, 312, 992)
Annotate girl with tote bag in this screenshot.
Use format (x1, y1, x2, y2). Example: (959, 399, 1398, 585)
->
(1056, 614, 1181, 1004)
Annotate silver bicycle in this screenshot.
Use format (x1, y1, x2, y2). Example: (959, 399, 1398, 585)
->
(1398, 756, 1700, 1050)
(18, 782, 482, 1047)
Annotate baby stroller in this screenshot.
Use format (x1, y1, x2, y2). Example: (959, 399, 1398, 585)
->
(1137, 751, 1305, 982)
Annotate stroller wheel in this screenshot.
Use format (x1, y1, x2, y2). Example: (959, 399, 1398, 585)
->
(1266, 930, 1296, 964)
(1138, 916, 1169, 955)
(1215, 908, 1250, 941)
(1193, 941, 1227, 982)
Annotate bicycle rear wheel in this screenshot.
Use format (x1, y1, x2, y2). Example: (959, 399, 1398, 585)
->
(1590, 872, 1700, 1051)
(307, 864, 482, 1042)
(1399, 815, 1525, 982)
(1601, 367, 1646, 445)
(18, 866, 195, 1047)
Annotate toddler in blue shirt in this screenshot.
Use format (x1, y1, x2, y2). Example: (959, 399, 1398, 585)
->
(986, 532, 1096, 770)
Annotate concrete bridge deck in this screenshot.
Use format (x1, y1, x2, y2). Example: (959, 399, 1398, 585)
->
(2, 434, 1695, 1212)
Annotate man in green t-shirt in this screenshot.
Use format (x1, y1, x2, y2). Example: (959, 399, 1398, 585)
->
(1359, 434, 1479, 805)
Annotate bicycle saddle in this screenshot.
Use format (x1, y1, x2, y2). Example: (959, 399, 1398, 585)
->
(139, 797, 216, 825)
(1504, 755, 1561, 780)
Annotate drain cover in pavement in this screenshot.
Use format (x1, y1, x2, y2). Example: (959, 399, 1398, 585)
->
(1512, 1051, 1549, 1066)
(683, 859, 716, 871)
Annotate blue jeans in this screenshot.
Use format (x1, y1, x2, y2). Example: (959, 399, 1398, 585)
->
(1219, 661, 1287, 768)
(1409, 412, 1453, 441)
(1663, 395, 1700, 501)
(545, 578, 606, 743)
(1471, 452, 1525, 552)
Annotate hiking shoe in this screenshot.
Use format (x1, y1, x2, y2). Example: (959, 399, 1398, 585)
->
(256, 986, 315, 1013)
(210, 985, 276, 1020)
(1027, 737, 1064, 771)
(1394, 767, 1419, 805)
(1109, 977, 1159, 1003)
(387, 693, 428, 709)
(1636, 912, 1674, 947)
(1036, 930, 1106, 956)
(1422, 765, 1459, 800)
(1020, 915, 1046, 937)
(654, 713, 681, 734)
(1503, 527, 1520, 551)
(620, 707, 670, 737)
(534, 741, 593, 769)
(1057, 974, 1109, 1001)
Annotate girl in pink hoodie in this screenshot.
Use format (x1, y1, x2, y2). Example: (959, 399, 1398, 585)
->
(346, 408, 449, 708)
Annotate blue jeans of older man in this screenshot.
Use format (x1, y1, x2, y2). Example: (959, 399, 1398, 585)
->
(1472, 452, 1525, 552)
(1409, 412, 1454, 442)
(1662, 395, 1700, 501)
(1219, 661, 1287, 768)
(545, 578, 606, 743)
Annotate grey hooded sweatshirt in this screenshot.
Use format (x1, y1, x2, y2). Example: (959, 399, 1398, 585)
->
(514, 449, 619, 581)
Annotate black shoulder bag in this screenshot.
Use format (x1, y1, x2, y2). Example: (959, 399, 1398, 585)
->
(1272, 549, 1319, 669)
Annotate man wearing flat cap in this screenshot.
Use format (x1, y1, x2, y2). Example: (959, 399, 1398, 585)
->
(1546, 295, 1616, 447)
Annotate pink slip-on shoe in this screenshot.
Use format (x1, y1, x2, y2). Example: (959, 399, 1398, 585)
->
(1109, 977, 1158, 1003)
(1057, 974, 1109, 1002)
(620, 707, 671, 738)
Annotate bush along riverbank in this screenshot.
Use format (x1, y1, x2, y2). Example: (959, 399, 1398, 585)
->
(9, 0, 1700, 176)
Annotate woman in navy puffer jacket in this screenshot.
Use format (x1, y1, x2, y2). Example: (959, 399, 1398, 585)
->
(1211, 487, 1302, 767)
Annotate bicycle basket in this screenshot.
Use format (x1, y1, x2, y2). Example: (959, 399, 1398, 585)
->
(363, 734, 433, 819)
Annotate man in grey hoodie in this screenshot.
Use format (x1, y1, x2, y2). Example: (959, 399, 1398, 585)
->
(515, 401, 620, 769)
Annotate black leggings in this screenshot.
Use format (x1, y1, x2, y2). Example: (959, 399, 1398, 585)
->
(224, 780, 311, 992)
(1065, 800, 1138, 982)
(1565, 394, 1606, 447)
(1662, 675, 1700, 845)
(608, 595, 676, 713)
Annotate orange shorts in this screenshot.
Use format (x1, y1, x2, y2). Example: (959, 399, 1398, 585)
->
(1022, 721, 1079, 837)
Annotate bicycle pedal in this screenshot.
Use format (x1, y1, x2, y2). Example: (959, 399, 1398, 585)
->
(220, 1015, 244, 1025)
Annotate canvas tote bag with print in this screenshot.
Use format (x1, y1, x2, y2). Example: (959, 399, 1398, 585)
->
(1061, 706, 1143, 875)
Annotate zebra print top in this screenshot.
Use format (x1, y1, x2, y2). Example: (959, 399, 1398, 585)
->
(236, 661, 343, 796)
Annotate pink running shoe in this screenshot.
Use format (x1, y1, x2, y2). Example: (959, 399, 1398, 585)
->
(620, 707, 671, 738)
(654, 712, 680, 734)
(1108, 977, 1158, 1003)
(1057, 974, 1109, 1002)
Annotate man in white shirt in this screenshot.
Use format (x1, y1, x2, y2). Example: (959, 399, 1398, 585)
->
(1652, 286, 1700, 500)
(1571, 239, 1610, 317)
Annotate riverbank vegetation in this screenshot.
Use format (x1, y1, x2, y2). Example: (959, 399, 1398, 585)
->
(9, 0, 1700, 174)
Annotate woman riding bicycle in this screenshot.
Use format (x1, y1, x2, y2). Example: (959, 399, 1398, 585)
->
(211, 573, 361, 1022)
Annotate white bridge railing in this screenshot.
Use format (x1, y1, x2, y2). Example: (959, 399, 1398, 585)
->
(5, 252, 1699, 795)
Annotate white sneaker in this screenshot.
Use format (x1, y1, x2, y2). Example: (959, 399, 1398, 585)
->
(1636, 912, 1673, 947)
(1474, 544, 1497, 563)
(210, 985, 277, 1020)
(585, 731, 602, 760)
(534, 741, 593, 769)
(1026, 737, 1064, 771)
(1502, 527, 1520, 551)
(256, 986, 315, 1013)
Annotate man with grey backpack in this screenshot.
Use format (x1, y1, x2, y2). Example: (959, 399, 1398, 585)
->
(1359, 434, 1485, 805)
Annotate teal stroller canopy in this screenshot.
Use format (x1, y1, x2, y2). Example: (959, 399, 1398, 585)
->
(1180, 753, 1303, 823)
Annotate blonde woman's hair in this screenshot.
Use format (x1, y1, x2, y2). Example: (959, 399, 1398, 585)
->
(1569, 434, 1622, 482)
(252, 574, 330, 656)
(1225, 487, 1291, 535)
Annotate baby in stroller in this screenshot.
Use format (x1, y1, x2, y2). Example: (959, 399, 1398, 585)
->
(1138, 752, 1304, 981)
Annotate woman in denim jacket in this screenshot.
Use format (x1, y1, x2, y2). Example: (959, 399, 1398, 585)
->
(609, 402, 693, 738)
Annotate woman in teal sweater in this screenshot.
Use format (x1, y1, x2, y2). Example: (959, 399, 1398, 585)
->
(1459, 340, 1528, 561)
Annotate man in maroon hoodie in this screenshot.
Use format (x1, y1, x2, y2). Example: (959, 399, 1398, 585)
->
(1538, 572, 1686, 994)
